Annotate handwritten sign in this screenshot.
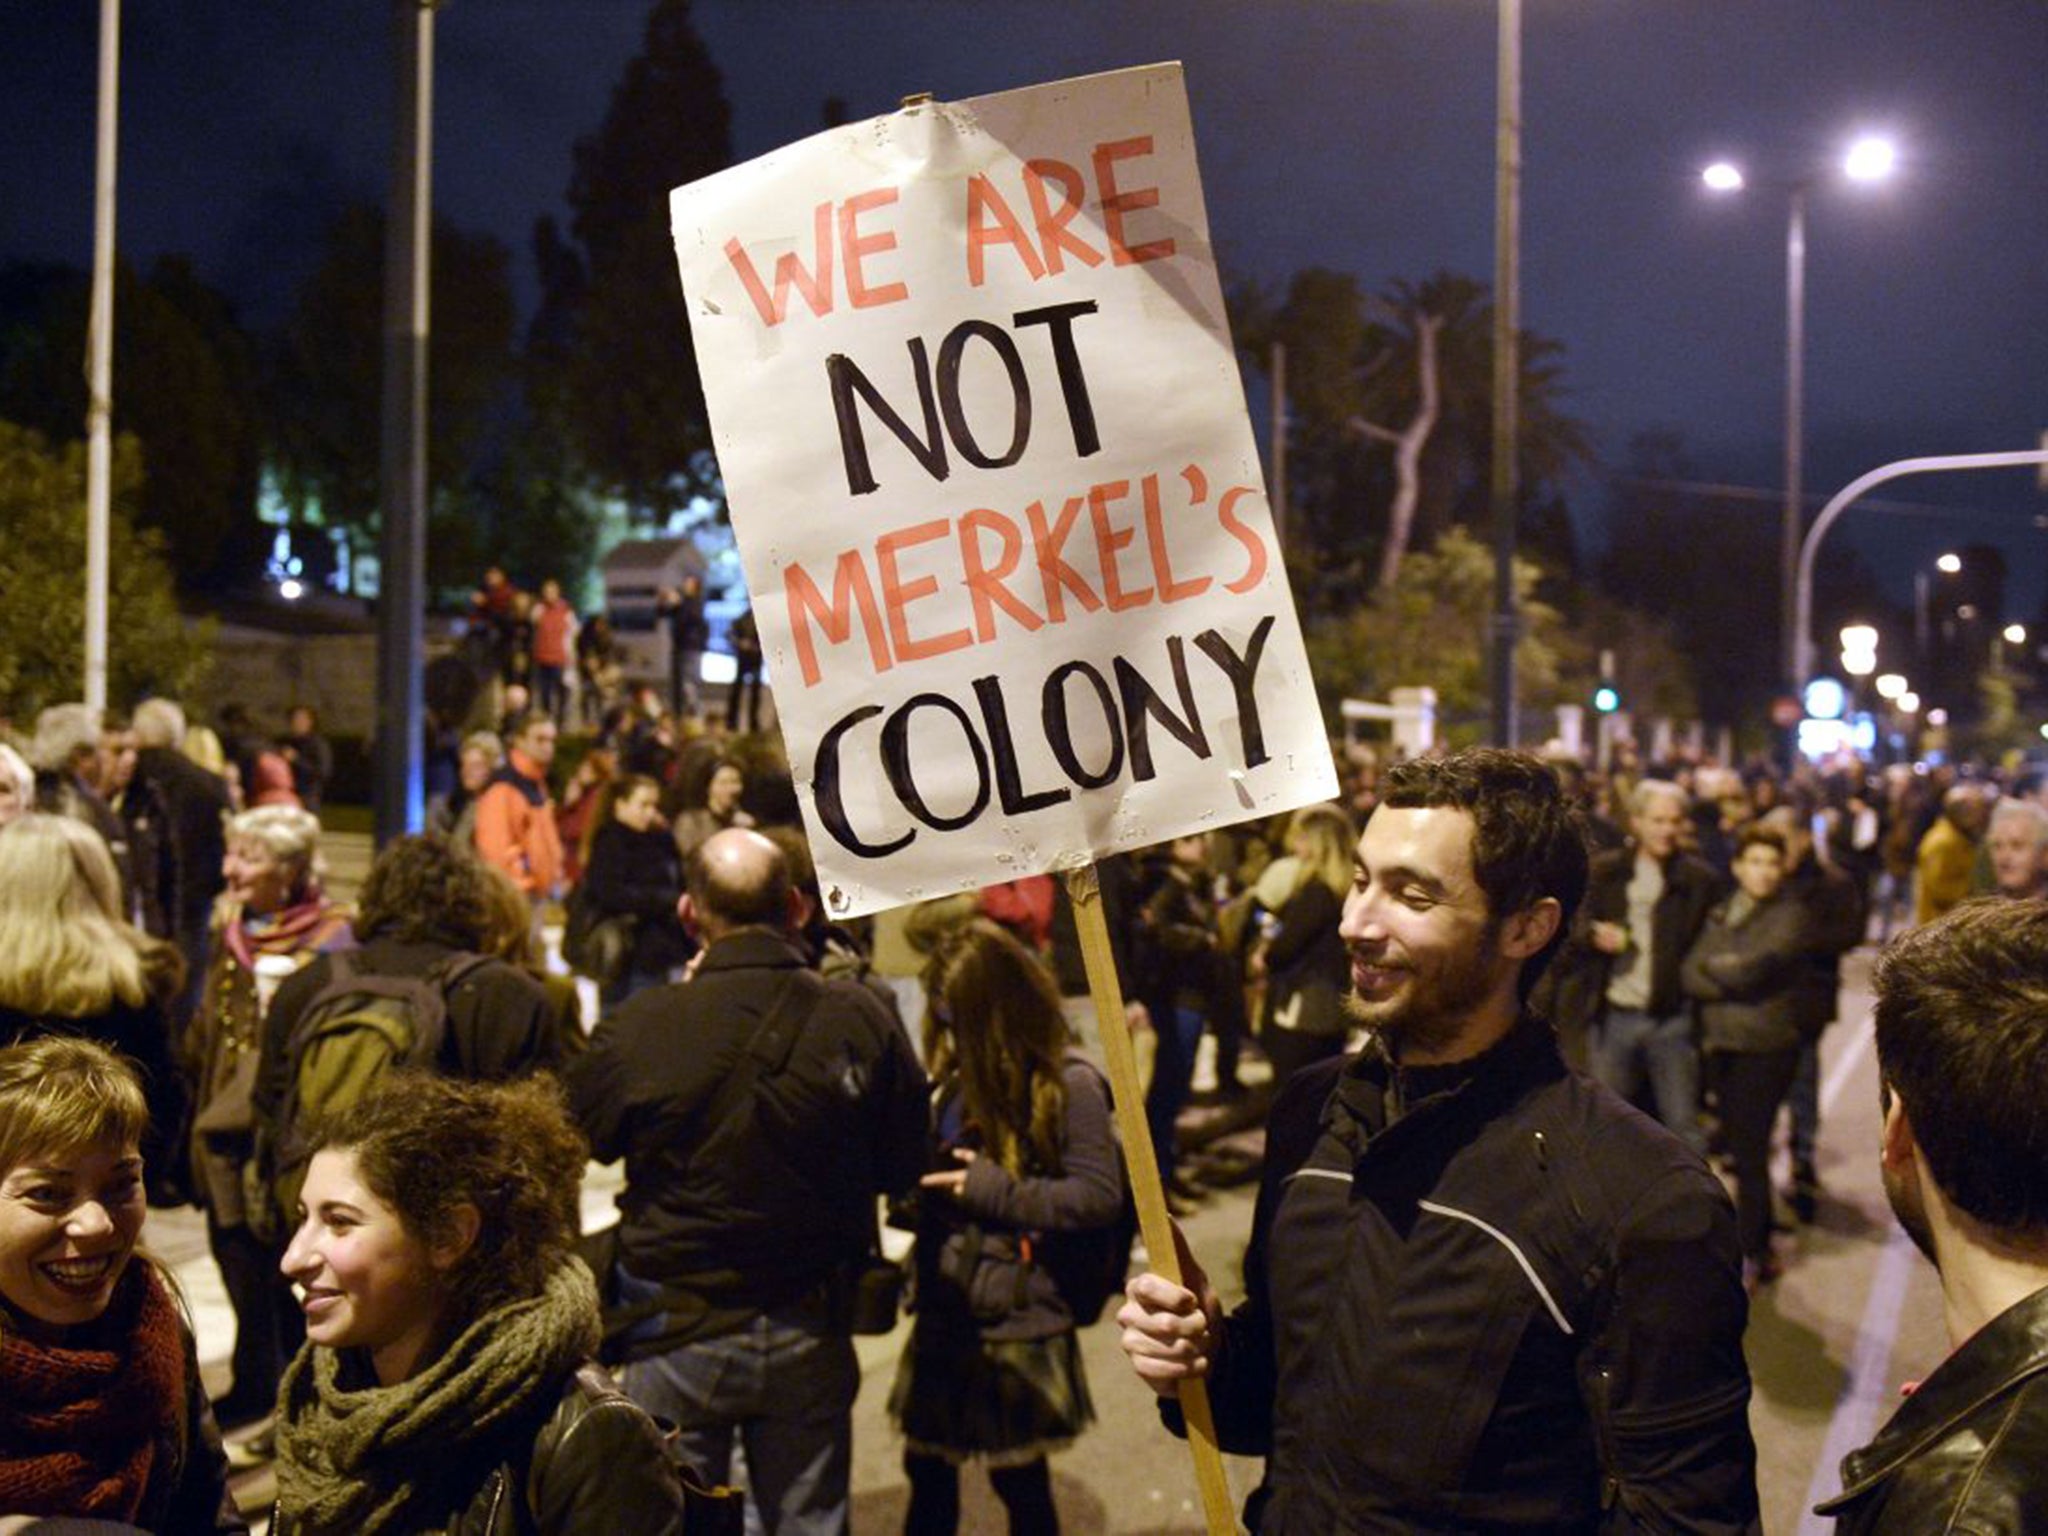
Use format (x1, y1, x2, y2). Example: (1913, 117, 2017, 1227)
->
(671, 63, 1336, 917)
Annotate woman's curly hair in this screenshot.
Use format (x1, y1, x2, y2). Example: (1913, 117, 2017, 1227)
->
(314, 1071, 588, 1336)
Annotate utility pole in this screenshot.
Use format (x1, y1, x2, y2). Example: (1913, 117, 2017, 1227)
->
(375, 0, 436, 844)
(1488, 0, 1522, 747)
(84, 0, 120, 714)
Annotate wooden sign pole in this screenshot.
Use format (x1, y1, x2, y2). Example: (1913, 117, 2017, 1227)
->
(1065, 864, 1237, 1536)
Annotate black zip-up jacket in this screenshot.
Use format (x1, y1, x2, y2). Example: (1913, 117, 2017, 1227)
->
(567, 929, 928, 1313)
(1818, 1281, 2048, 1532)
(1168, 1015, 1760, 1533)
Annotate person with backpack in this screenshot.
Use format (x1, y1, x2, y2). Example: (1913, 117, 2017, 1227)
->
(566, 827, 926, 1536)
(891, 919, 1127, 1536)
(251, 835, 567, 1273)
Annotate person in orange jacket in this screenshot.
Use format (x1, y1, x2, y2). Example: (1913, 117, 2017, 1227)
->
(473, 712, 563, 900)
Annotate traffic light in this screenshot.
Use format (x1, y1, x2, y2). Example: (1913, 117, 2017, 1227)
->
(1593, 684, 1620, 714)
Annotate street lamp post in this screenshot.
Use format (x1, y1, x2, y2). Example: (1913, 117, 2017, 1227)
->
(1702, 135, 1896, 689)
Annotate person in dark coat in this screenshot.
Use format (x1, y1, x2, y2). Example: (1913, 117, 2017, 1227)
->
(1681, 823, 1812, 1288)
(133, 697, 234, 1033)
(1250, 803, 1355, 1092)
(272, 1072, 684, 1534)
(1118, 750, 1760, 1532)
(891, 920, 1124, 1534)
(1816, 899, 2048, 1532)
(578, 775, 693, 1006)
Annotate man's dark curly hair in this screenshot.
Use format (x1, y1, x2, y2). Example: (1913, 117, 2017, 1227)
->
(353, 833, 491, 950)
(1380, 749, 1589, 998)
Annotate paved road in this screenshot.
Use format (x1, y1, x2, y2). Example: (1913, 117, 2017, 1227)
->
(179, 836, 1941, 1531)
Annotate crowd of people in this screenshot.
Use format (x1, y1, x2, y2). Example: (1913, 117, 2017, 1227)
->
(4, 633, 2048, 1532)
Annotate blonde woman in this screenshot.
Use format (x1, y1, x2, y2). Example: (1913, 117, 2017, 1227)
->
(188, 805, 355, 1433)
(0, 741, 32, 828)
(0, 813, 186, 1195)
(1251, 803, 1356, 1090)
(0, 1035, 244, 1530)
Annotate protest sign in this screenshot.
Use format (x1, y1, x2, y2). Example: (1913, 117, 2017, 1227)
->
(671, 62, 1335, 918)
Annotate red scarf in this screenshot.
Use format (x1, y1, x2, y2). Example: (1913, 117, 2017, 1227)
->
(223, 892, 350, 973)
(0, 1262, 188, 1522)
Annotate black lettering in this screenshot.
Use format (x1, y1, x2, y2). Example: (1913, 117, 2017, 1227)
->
(935, 320, 1030, 470)
(827, 341, 948, 496)
(1013, 301, 1102, 457)
(1114, 637, 1209, 782)
(973, 676, 1071, 815)
(1194, 615, 1277, 768)
(881, 693, 992, 831)
(1043, 661, 1124, 789)
(812, 705, 914, 858)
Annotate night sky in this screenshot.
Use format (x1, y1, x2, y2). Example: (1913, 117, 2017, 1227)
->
(6, 1, 2045, 618)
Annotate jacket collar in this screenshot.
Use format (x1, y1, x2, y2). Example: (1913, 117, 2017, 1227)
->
(1322, 1010, 1563, 1157)
(1817, 1281, 2048, 1512)
(693, 927, 809, 976)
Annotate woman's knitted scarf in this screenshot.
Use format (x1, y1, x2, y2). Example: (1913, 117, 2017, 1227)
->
(274, 1257, 601, 1534)
(222, 892, 351, 973)
(0, 1262, 187, 1522)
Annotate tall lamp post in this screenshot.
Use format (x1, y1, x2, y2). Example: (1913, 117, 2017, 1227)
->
(1702, 133, 1897, 689)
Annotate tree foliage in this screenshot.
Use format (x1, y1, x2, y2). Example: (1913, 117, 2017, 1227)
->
(1236, 268, 1593, 606)
(265, 202, 517, 567)
(1301, 526, 1570, 741)
(542, 0, 733, 519)
(0, 421, 212, 719)
(0, 258, 263, 592)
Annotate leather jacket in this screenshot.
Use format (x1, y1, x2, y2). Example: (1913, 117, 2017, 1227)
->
(1817, 1283, 2048, 1534)
(272, 1362, 683, 1536)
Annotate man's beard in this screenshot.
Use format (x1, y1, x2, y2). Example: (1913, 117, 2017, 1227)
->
(1343, 922, 1503, 1059)
(1882, 1157, 1939, 1268)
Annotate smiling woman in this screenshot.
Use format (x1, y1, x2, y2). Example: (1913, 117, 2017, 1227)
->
(0, 1035, 245, 1531)
(269, 1073, 687, 1535)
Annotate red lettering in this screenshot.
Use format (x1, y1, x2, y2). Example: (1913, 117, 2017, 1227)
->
(1093, 136, 1176, 267)
(1217, 486, 1271, 594)
(877, 519, 974, 663)
(724, 201, 836, 326)
(959, 507, 1045, 641)
(783, 551, 891, 686)
(1088, 480, 1153, 612)
(1024, 159, 1103, 275)
(964, 176, 1046, 287)
(839, 188, 909, 309)
(1142, 472, 1212, 604)
(1025, 496, 1103, 625)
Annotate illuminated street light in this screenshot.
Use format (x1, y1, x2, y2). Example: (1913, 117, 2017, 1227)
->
(1841, 649, 1876, 677)
(1705, 134, 1901, 686)
(2004, 623, 2028, 645)
(1927, 707, 1950, 727)
(1897, 692, 1921, 714)
(1936, 552, 1962, 574)
(1875, 673, 1907, 699)
(1844, 135, 1898, 183)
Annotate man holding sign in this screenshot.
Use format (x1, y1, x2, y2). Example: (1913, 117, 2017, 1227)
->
(671, 65, 1340, 1530)
(1118, 751, 1762, 1532)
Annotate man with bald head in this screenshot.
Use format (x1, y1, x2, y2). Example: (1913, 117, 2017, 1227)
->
(569, 827, 927, 1536)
